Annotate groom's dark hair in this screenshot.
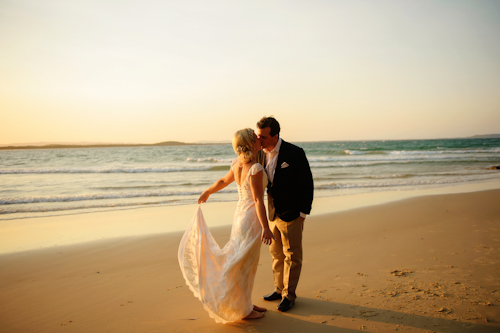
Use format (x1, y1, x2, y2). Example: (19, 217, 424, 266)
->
(257, 116, 280, 137)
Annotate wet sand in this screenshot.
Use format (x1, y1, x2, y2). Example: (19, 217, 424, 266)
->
(0, 189, 499, 332)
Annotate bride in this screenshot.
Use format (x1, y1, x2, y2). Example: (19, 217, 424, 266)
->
(178, 128, 274, 323)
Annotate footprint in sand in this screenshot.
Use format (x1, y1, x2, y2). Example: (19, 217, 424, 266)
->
(166, 285, 183, 291)
(359, 310, 378, 317)
(390, 269, 413, 277)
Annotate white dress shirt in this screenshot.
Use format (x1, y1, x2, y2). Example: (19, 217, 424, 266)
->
(263, 138, 282, 183)
(264, 138, 306, 219)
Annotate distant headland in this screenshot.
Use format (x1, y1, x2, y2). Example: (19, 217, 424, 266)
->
(466, 134, 500, 139)
(1, 135, 498, 151)
(0, 141, 220, 151)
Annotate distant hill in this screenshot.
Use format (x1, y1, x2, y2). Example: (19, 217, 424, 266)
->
(0, 141, 205, 150)
(150, 141, 191, 146)
(467, 134, 500, 139)
(0, 141, 117, 147)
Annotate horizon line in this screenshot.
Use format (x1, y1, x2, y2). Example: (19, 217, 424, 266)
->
(1, 134, 499, 149)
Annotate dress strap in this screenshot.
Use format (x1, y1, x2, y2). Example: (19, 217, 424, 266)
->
(230, 158, 239, 172)
(248, 163, 264, 176)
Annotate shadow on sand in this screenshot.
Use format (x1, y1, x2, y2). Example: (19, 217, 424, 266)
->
(226, 297, 497, 333)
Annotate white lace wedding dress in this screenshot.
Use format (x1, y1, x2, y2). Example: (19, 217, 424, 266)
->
(178, 161, 268, 323)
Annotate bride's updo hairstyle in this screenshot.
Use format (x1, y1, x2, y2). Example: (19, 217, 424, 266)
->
(233, 128, 256, 164)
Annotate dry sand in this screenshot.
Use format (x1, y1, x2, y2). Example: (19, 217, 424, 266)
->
(1, 189, 499, 332)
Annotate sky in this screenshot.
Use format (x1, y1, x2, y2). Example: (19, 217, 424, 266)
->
(1, 0, 499, 144)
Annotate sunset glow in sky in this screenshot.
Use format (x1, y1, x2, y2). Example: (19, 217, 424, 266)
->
(1, 0, 499, 144)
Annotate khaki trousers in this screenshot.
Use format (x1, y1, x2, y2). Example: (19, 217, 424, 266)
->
(269, 216, 304, 302)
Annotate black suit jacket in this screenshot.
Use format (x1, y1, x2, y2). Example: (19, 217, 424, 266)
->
(266, 140, 314, 222)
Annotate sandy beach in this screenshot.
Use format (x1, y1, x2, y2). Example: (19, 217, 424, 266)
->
(1, 186, 499, 332)
(3, 0, 500, 331)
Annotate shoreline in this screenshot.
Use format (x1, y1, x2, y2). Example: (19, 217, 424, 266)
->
(0, 186, 499, 332)
(1, 179, 500, 255)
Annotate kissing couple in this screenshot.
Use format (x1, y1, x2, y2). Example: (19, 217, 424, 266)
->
(178, 116, 314, 323)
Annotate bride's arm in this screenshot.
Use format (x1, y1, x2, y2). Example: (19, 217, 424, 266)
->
(250, 170, 274, 245)
(198, 169, 235, 204)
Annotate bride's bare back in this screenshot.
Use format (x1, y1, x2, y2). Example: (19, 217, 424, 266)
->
(233, 161, 257, 186)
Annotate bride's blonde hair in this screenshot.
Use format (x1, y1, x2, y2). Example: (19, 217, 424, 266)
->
(233, 128, 256, 164)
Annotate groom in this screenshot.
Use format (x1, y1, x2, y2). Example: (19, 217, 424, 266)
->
(256, 116, 314, 312)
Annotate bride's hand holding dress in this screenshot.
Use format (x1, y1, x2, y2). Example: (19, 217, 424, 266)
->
(197, 170, 235, 204)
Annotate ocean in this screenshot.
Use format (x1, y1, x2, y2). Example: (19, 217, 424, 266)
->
(1, 138, 499, 220)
